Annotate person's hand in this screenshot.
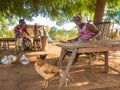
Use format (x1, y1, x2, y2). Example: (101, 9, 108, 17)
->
(19, 29, 22, 33)
(59, 40, 68, 43)
(67, 39, 72, 42)
(67, 39, 76, 43)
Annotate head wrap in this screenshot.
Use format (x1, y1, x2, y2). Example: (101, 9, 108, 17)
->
(19, 19, 25, 24)
(73, 14, 82, 22)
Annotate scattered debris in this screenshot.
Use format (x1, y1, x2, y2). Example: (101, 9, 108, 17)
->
(0, 55, 17, 64)
(109, 53, 120, 57)
(20, 54, 30, 65)
(59, 69, 74, 87)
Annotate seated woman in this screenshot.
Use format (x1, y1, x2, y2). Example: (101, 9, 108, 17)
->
(60, 14, 100, 64)
(61, 14, 99, 43)
(14, 19, 33, 53)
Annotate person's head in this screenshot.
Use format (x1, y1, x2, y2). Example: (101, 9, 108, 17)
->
(19, 19, 26, 26)
(73, 14, 82, 25)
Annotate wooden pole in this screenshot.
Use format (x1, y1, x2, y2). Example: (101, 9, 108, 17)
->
(58, 49, 77, 90)
(93, 0, 106, 23)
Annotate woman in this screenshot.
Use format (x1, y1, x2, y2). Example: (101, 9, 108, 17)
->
(65, 14, 99, 42)
(60, 14, 100, 64)
(14, 19, 33, 53)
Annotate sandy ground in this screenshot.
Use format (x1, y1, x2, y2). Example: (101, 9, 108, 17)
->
(0, 42, 120, 90)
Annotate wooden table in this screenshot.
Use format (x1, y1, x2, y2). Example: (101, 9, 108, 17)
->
(0, 38, 15, 49)
(56, 40, 120, 90)
(0, 37, 48, 52)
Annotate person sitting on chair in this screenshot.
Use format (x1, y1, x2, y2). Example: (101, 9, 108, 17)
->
(61, 14, 99, 43)
(60, 14, 100, 64)
(14, 19, 33, 53)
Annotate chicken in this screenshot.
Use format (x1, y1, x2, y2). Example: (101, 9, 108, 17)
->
(34, 56, 59, 87)
(34, 54, 73, 87)
(39, 54, 47, 60)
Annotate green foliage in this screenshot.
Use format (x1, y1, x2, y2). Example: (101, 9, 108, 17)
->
(1, 0, 120, 38)
(48, 29, 58, 40)
(103, 6, 120, 25)
(0, 0, 101, 25)
(49, 28, 77, 40)
(0, 30, 14, 38)
(0, 1, 120, 25)
(0, 16, 9, 32)
(0, 14, 16, 38)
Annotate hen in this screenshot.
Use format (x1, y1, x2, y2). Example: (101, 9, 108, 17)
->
(34, 54, 73, 87)
(39, 54, 47, 60)
(34, 55, 59, 87)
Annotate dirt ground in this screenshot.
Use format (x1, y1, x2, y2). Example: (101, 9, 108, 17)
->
(1, 42, 120, 90)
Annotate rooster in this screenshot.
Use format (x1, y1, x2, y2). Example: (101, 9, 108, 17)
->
(34, 54, 73, 87)
(39, 54, 47, 60)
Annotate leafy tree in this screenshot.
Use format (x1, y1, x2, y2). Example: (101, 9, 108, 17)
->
(0, 13, 18, 37)
(49, 26, 77, 40)
(0, 0, 120, 24)
(103, 6, 120, 26)
(1, 0, 120, 38)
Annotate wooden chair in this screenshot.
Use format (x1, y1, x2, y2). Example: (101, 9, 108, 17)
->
(94, 22, 111, 40)
(88, 22, 112, 64)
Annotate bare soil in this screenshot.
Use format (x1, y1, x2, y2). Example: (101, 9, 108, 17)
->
(0, 42, 120, 90)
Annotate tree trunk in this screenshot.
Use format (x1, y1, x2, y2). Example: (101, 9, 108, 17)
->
(93, 0, 106, 23)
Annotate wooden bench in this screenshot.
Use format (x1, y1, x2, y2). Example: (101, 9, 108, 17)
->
(57, 40, 120, 90)
(0, 37, 48, 53)
(0, 38, 15, 49)
(56, 22, 112, 90)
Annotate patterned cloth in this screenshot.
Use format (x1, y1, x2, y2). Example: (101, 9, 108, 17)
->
(14, 25, 32, 50)
(16, 38, 23, 47)
(78, 24, 96, 42)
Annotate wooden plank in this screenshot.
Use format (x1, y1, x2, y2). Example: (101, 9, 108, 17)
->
(56, 40, 120, 49)
(56, 41, 115, 49)
(57, 44, 120, 53)
(56, 42, 104, 49)
(58, 49, 77, 90)
(0, 38, 15, 41)
(77, 47, 110, 53)
(104, 51, 109, 73)
(109, 66, 120, 73)
(58, 48, 66, 66)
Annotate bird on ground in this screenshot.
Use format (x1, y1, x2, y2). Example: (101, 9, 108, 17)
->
(34, 54, 73, 87)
